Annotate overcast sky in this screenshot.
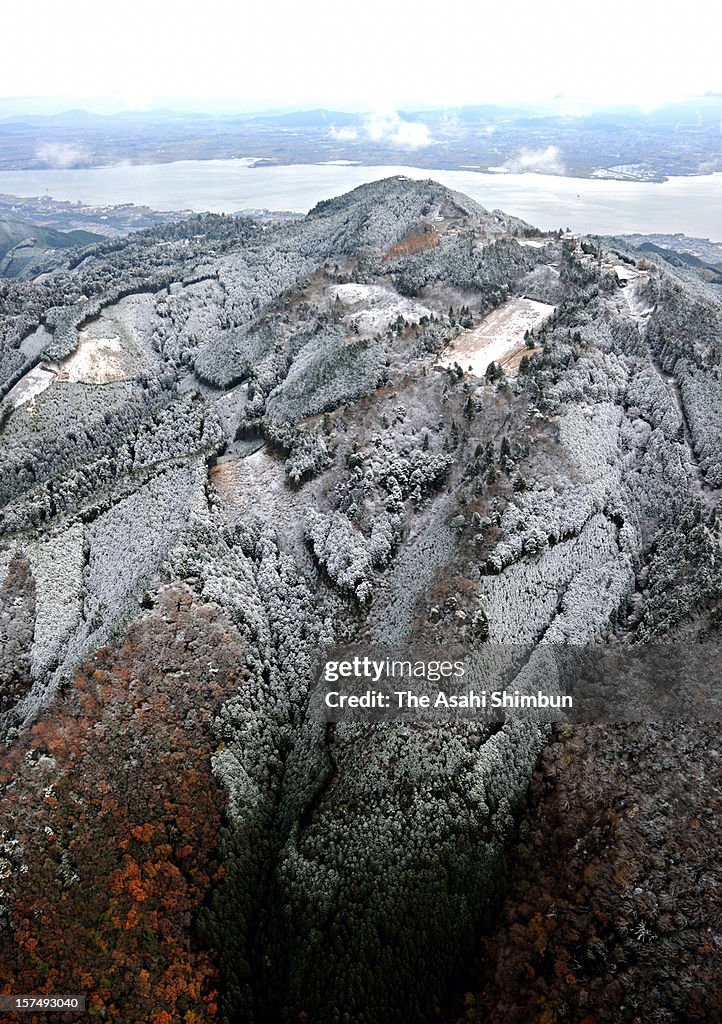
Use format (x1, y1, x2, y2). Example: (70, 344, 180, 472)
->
(3, 0, 722, 114)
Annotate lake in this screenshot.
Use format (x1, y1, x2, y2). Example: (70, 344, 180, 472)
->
(1, 160, 721, 239)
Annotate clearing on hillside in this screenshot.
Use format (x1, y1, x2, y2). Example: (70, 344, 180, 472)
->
(438, 296, 555, 377)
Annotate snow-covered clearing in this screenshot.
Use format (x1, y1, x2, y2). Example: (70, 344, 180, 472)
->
(610, 263, 639, 282)
(623, 277, 654, 319)
(8, 332, 130, 409)
(19, 324, 52, 358)
(211, 447, 295, 520)
(62, 296, 160, 385)
(607, 266, 654, 319)
(6, 366, 56, 409)
(517, 238, 548, 249)
(7, 301, 157, 409)
(438, 297, 555, 377)
(58, 332, 128, 384)
(328, 283, 433, 332)
(330, 284, 384, 305)
(210, 446, 313, 553)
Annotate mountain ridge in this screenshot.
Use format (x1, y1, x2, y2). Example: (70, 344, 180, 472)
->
(0, 177, 720, 1023)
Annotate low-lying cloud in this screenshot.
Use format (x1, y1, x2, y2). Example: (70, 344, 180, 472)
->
(502, 145, 566, 174)
(36, 142, 89, 168)
(330, 125, 360, 142)
(366, 111, 431, 149)
(331, 110, 432, 150)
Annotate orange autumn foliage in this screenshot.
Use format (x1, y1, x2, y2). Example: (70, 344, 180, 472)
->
(0, 588, 247, 1024)
(383, 229, 441, 261)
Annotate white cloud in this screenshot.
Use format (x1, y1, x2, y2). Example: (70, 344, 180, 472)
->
(502, 145, 566, 175)
(329, 125, 359, 141)
(389, 118, 431, 149)
(365, 111, 431, 148)
(331, 111, 431, 149)
(35, 142, 89, 167)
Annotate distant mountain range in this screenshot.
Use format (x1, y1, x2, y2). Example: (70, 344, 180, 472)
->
(0, 217, 102, 256)
(635, 241, 722, 283)
(618, 231, 722, 270)
(2, 97, 722, 179)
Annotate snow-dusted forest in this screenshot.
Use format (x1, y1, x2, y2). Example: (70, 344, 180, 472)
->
(0, 177, 720, 1024)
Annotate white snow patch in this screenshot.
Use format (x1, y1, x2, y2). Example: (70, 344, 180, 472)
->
(438, 297, 555, 377)
(19, 324, 51, 358)
(328, 283, 433, 332)
(331, 284, 382, 305)
(211, 446, 305, 537)
(623, 275, 655, 318)
(517, 238, 548, 249)
(58, 332, 129, 384)
(6, 366, 56, 409)
(611, 263, 639, 282)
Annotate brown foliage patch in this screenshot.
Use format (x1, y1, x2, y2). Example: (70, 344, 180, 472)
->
(442, 723, 722, 1024)
(383, 230, 441, 262)
(0, 587, 247, 1024)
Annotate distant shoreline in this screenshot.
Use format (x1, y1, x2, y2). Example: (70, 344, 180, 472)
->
(8, 152, 722, 184)
(1, 162, 721, 240)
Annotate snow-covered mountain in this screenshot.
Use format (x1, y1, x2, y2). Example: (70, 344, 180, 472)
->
(1, 177, 720, 1023)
